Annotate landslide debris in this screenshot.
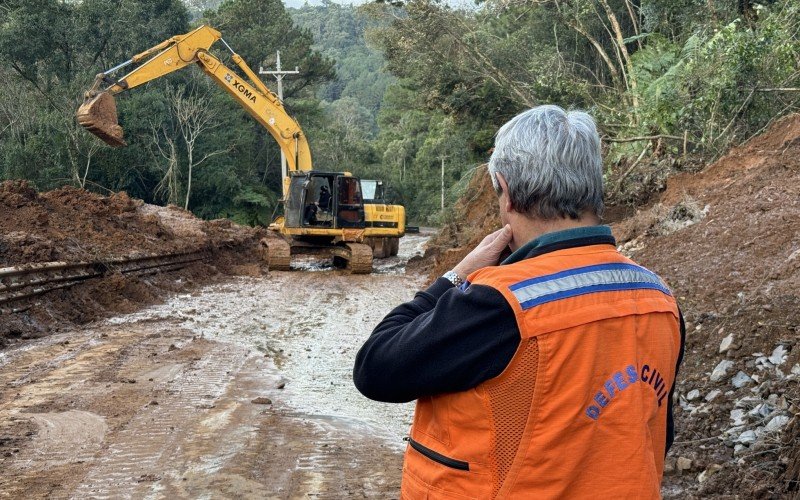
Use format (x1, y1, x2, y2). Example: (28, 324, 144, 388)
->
(0, 182, 266, 347)
(417, 114, 800, 497)
(0, 181, 256, 266)
(618, 114, 800, 498)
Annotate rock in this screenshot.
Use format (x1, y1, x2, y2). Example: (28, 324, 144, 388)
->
(251, 397, 272, 405)
(663, 457, 676, 475)
(697, 464, 723, 483)
(755, 357, 772, 370)
(791, 364, 800, 376)
(765, 415, 790, 432)
(276, 381, 286, 389)
(676, 457, 693, 472)
(730, 409, 746, 426)
(769, 345, 788, 366)
(736, 430, 757, 445)
(731, 371, 753, 388)
(754, 381, 771, 396)
(748, 403, 773, 419)
(711, 360, 734, 382)
(148, 400, 159, 406)
(705, 389, 722, 402)
(719, 333, 734, 353)
(687, 389, 701, 401)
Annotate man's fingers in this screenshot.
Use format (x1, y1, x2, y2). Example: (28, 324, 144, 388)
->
(491, 225, 513, 250)
(478, 228, 504, 248)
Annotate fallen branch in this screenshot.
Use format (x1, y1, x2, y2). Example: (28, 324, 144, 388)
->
(611, 143, 650, 196)
(605, 134, 685, 143)
(755, 88, 800, 92)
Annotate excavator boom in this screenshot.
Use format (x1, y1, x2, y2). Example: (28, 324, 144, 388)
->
(76, 25, 312, 182)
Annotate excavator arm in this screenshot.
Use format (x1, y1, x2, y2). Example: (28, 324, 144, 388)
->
(77, 25, 312, 185)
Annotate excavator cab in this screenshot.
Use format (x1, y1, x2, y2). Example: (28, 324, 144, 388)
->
(285, 172, 364, 230)
(335, 176, 365, 228)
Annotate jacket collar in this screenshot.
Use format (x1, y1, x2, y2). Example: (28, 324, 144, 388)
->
(501, 225, 616, 265)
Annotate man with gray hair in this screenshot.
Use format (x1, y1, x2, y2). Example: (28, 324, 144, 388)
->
(354, 105, 684, 499)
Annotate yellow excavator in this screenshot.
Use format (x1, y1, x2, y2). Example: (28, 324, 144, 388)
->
(76, 25, 405, 273)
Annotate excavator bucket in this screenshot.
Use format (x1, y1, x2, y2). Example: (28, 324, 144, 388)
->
(76, 92, 126, 147)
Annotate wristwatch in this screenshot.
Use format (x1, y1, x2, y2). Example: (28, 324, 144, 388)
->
(442, 270, 464, 287)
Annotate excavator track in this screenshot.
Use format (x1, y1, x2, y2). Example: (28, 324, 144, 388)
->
(331, 243, 373, 274)
(365, 237, 400, 259)
(260, 237, 291, 271)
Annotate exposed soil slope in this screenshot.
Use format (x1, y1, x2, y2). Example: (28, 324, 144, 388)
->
(409, 165, 501, 280)
(618, 114, 799, 497)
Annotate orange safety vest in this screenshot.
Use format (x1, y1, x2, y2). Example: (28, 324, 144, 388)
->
(401, 244, 681, 499)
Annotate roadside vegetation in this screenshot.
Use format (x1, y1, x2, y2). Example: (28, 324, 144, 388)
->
(1, 0, 798, 224)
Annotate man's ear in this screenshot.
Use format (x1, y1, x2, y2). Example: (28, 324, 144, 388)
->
(495, 172, 513, 213)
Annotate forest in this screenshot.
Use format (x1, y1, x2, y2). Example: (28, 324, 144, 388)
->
(1, 0, 798, 224)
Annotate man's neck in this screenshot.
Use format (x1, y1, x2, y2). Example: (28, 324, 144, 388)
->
(510, 214, 600, 251)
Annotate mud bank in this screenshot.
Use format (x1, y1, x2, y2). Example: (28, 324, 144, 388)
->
(0, 181, 266, 347)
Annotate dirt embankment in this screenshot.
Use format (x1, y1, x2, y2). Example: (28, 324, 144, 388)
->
(418, 115, 800, 497)
(618, 114, 799, 497)
(408, 165, 501, 280)
(0, 181, 266, 347)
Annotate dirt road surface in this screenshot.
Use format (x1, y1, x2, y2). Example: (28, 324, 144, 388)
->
(0, 233, 431, 499)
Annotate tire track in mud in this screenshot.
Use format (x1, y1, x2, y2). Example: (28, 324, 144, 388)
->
(71, 346, 248, 498)
(102, 272, 419, 497)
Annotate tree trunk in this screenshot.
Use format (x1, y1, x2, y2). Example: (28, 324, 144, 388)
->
(184, 147, 193, 210)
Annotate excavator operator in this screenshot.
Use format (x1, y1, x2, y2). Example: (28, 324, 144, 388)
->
(303, 184, 331, 226)
(353, 105, 685, 499)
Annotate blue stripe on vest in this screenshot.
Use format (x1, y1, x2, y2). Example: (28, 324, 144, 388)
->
(509, 263, 671, 311)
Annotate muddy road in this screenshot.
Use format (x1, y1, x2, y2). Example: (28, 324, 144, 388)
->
(0, 233, 430, 499)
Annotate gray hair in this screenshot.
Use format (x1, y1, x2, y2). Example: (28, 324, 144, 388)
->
(488, 105, 604, 220)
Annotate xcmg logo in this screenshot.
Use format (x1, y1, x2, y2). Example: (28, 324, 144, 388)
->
(224, 73, 256, 103)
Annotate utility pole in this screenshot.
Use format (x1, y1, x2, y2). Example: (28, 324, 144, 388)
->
(440, 155, 446, 210)
(259, 51, 299, 182)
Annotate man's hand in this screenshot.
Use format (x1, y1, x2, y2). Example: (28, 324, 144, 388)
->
(453, 225, 513, 279)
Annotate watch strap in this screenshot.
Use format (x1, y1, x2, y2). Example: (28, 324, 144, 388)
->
(442, 270, 464, 287)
